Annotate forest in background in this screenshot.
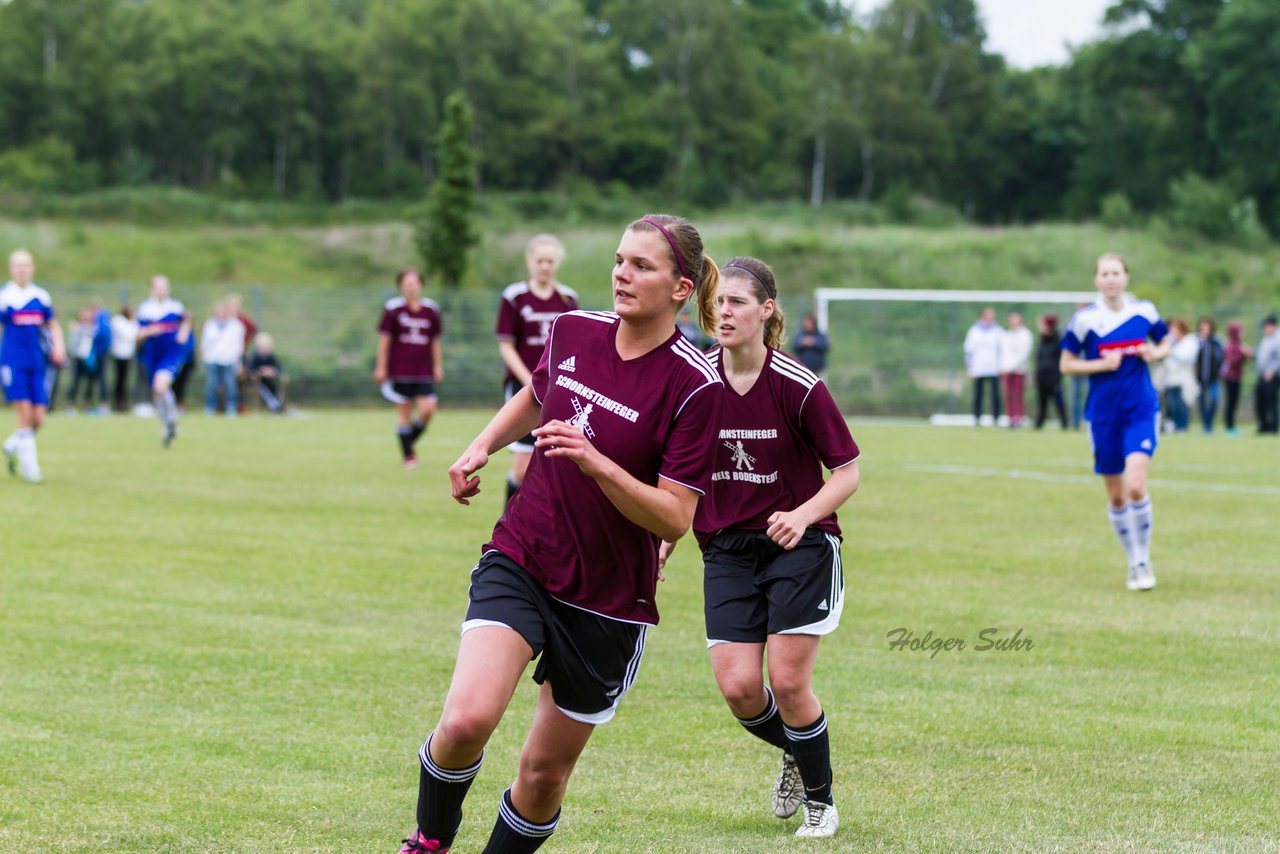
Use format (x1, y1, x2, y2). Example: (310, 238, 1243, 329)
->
(2, 0, 1279, 241)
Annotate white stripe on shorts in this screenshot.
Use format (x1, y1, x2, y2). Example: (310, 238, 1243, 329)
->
(777, 533, 844, 636)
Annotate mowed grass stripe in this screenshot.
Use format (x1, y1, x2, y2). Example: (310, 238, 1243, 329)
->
(1, 413, 1277, 852)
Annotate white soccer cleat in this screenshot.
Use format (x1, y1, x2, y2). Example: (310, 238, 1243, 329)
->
(772, 752, 803, 819)
(794, 800, 839, 838)
(1133, 562, 1156, 591)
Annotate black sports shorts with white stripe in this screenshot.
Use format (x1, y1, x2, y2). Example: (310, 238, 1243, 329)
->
(462, 550, 648, 725)
(703, 527, 844, 646)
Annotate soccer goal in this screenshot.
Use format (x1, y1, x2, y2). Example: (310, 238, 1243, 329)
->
(812, 287, 1097, 419)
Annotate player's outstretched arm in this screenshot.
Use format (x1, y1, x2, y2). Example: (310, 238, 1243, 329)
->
(449, 386, 542, 505)
(766, 462, 860, 550)
(535, 419, 698, 542)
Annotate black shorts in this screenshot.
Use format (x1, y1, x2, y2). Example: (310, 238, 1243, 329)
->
(702, 528, 844, 645)
(381, 379, 436, 403)
(463, 550, 648, 725)
(504, 378, 535, 451)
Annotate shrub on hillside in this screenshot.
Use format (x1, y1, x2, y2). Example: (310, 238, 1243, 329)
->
(1099, 192, 1137, 228)
(0, 137, 97, 193)
(1164, 172, 1270, 246)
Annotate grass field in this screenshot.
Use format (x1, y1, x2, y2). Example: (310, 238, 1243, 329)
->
(2, 410, 1278, 853)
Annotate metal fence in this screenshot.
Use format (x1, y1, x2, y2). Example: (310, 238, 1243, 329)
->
(48, 281, 1279, 420)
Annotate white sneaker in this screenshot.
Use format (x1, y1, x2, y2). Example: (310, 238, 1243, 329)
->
(795, 800, 839, 838)
(1132, 562, 1156, 591)
(772, 752, 802, 818)
(1126, 563, 1140, 591)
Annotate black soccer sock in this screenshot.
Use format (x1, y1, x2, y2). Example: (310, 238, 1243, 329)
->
(735, 685, 789, 751)
(417, 736, 483, 848)
(506, 475, 519, 504)
(784, 711, 833, 805)
(397, 425, 415, 459)
(481, 788, 559, 854)
(409, 419, 427, 449)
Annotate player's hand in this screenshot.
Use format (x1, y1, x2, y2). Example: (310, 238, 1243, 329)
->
(534, 420, 610, 478)
(435, 366, 444, 383)
(658, 539, 678, 572)
(373, 367, 387, 383)
(51, 346, 67, 367)
(766, 510, 809, 550)
(1097, 350, 1122, 372)
(448, 445, 489, 505)
(1137, 343, 1158, 363)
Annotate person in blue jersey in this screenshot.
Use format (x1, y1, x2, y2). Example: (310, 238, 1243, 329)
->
(1060, 254, 1171, 591)
(136, 275, 193, 448)
(2, 250, 66, 484)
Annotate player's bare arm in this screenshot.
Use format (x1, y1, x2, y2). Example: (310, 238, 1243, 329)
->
(374, 332, 390, 383)
(766, 462, 860, 550)
(449, 386, 541, 504)
(432, 338, 444, 383)
(1140, 336, 1172, 363)
(497, 339, 533, 387)
(1061, 349, 1121, 376)
(47, 318, 66, 365)
(537, 419, 698, 542)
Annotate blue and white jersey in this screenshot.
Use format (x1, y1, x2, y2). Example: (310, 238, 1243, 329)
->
(1062, 295, 1168, 421)
(0, 281, 55, 371)
(137, 297, 187, 368)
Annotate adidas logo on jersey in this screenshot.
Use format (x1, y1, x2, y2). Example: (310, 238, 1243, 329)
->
(818, 599, 829, 612)
(558, 356, 577, 372)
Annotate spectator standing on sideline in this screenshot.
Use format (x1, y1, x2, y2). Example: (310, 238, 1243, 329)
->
(110, 305, 138, 412)
(495, 234, 579, 502)
(66, 306, 106, 414)
(201, 299, 246, 415)
(1256, 315, 1280, 435)
(963, 307, 1002, 424)
(1220, 321, 1252, 436)
(999, 311, 1032, 427)
(1194, 316, 1225, 434)
(247, 333, 286, 414)
(790, 313, 830, 377)
(1162, 318, 1196, 433)
(1034, 315, 1067, 429)
(226, 293, 258, 413)
(2, 249, 65, 484)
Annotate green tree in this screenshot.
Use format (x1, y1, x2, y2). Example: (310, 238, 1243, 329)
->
(416, 90, 478, 289)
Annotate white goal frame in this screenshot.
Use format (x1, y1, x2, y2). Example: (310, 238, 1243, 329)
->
(813, 288, 1097, 333)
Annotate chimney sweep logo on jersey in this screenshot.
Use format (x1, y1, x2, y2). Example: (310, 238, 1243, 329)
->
(712, 428, 779, 484)
(553, 374, 640, 443)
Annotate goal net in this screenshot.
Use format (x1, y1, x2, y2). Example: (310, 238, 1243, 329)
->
(812, 288, 1097, 418)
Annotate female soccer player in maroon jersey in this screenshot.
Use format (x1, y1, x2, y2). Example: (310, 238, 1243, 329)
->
(375, 268, 444, 469)
(495, 234, 579, 502)
(395, 215, 724, 854)
(661, 256, 860, 839)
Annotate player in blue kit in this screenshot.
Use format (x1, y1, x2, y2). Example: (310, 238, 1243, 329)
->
(1061, 254, 1171, 591)
(136, 275, 192, 448)
(2, 250, 66, 484)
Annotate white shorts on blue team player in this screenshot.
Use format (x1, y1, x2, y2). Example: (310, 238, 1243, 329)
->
(1087, 410, 1160, 476)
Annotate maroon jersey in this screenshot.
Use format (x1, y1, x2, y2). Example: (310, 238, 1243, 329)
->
(495, 281, 580, 383)
(486, 310, 724, 624)
(693, 347, 859, 547)
(378, 297, 443, 380)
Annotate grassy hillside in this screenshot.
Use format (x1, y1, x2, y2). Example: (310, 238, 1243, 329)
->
(3, 204, 1278, 319)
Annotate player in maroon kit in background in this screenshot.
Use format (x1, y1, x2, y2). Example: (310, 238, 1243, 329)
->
(661, 256, 860, 840)
(375, 268, 444, 469)
(394, 215, 724, 854)
(495, 234, 579, 503)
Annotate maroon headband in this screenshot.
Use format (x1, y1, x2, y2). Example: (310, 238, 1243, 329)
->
(641, 218, 691, 281)
(723, 264, 776, 300)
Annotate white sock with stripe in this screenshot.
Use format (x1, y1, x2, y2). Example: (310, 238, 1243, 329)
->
(1107, 504, 1137, 565)
(1130, 498, 1153, 565)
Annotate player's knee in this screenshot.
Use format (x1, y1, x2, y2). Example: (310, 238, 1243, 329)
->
(1126, 485, 1147, 503)
(435, 707, 499, 754)
(717, 674, 765, 716)
(769, 673, 814, 715)
(516, 753, 572, 802)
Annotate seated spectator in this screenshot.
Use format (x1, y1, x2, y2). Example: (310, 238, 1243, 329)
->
(247, 333, 287, 414)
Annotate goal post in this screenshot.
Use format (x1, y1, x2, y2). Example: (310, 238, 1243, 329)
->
(812, 288, 1097, 418)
